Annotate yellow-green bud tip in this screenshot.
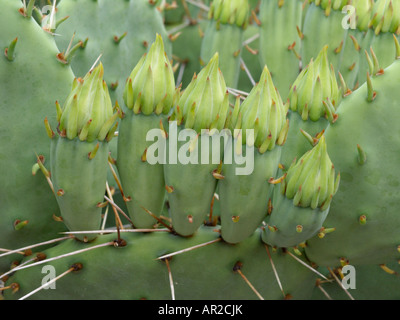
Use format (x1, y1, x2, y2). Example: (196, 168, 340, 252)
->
(288, 45, 340, 122)
(123, 34, 175, 115)
(59, 63, 114, 142)
(209, 0, 250, 28)
(176, 53, 228, 133)
(284, 135, 339, 210)
(236, 65, 286, 151)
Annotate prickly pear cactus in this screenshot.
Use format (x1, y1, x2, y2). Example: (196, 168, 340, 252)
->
(117, 34, 176, 228)
(218, 66, 288, 244)
(49, 63, 118, 242)
(3, 0, 400, 302)
(166, 53, 230, 236)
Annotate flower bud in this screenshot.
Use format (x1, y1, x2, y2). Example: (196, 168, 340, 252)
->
(208, 0, 250, 28)
(123, 34, 176, 115)
(370, 0, 400, 34)
(59, 63, 114, 142)
(282, 135, 340, 210)
(235, 66, 287, 152)
(288, 45, 341, 122)
(171, 53, 229, 133)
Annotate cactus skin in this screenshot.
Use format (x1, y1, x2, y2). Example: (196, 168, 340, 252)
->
(166, 53, 229, 236)
(163, 0, 202, 26)
(170, 20, 208, 88)
(117, 35, 176, 228)
(200, 0, 250, 88)
(3, 227, 318, 300)
(219, 147, 282, 244)
(0, 0, 75, 273)
(304, 57, 400, 267)
(218, 66, 287, 244)
(262, 136, 339, 248)
(50, 139, 109, 242)
(236, 23, 262, 93)
(117, 114, 169, 228)
(258, 0, 304, 100)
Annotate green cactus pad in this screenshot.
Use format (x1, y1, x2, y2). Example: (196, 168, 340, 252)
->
(3, 227, 318, 300)
(311, 263, 400, 300)
(0, 0, 74, 273)
(117, 113, 169, 228)
(356, 0, 400, 85)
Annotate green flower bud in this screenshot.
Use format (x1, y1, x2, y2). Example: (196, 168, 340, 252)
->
(208, 0, 250, 28)
(171, 53, 229, 133)
(59, 63, 114, 142)
(282, 135, 340, 210)
(370, 0, 400, 34)
(352, 0, 374, 31)
(314, 0, 349, 11)
(235, 66, 287, 152)
(288, 45, 341, 122)
(123, 34, 176, 115)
